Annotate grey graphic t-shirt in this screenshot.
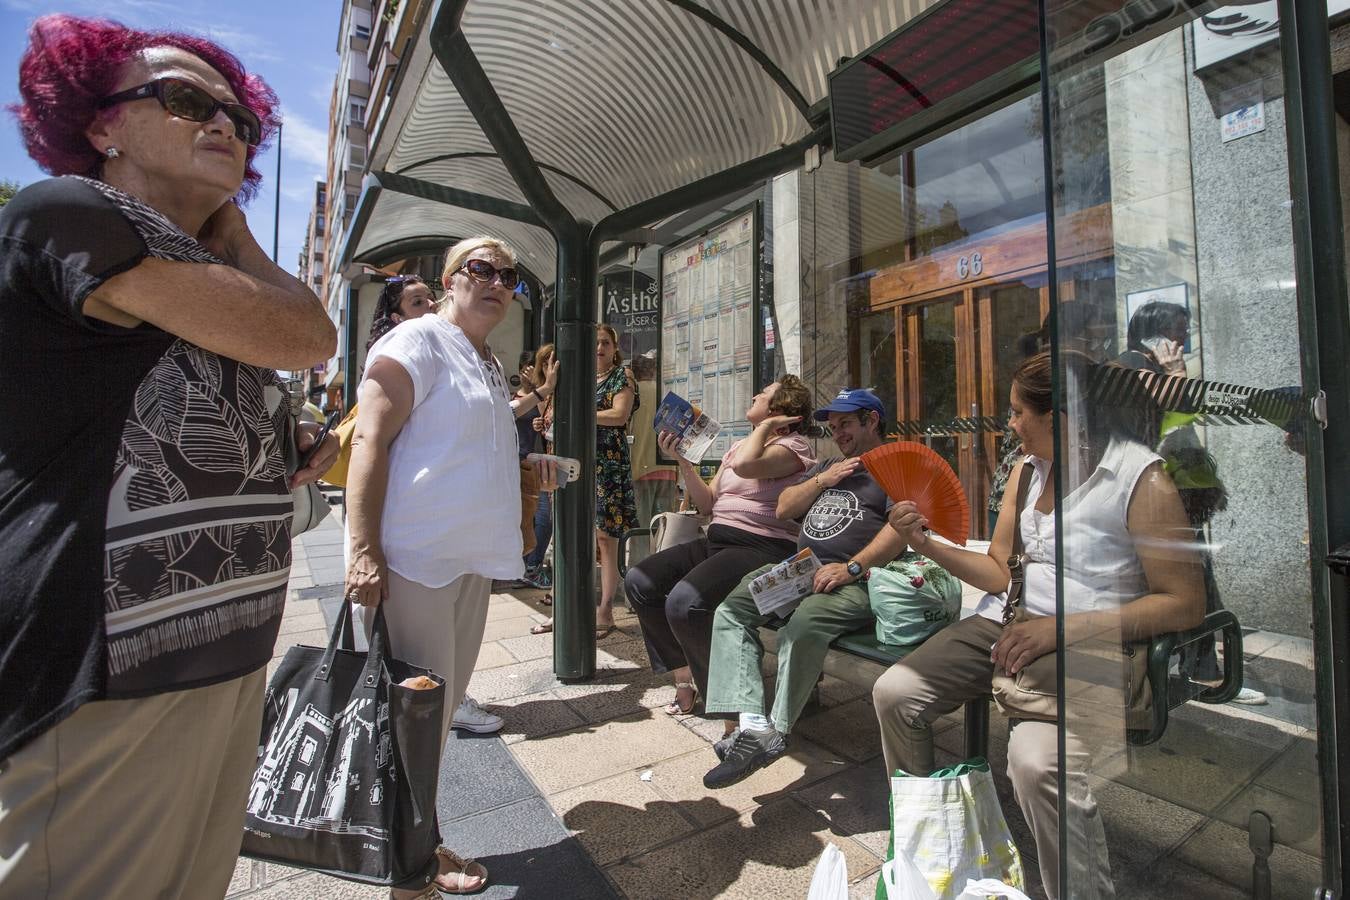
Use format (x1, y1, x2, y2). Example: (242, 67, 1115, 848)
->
(796, 460, 894, 564)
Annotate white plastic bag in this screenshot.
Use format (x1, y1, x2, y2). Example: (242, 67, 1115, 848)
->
(955, 878, 1034, 900)
(806, 842, 849, 900)
(881, 850, 938, 900)
(877, 760, 1024, 900)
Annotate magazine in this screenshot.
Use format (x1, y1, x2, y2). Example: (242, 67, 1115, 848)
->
(653, 391, 722, 463)
(749, 548, 822, 617)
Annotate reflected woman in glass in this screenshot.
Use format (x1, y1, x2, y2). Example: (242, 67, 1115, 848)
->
(873, 352, 1204, 898)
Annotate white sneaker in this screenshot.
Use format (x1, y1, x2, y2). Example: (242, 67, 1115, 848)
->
(451, 696, 504, 733)
(1231, 686, 1268, 705)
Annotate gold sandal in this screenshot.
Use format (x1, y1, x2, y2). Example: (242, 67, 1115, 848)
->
(434, 845, 489, 894)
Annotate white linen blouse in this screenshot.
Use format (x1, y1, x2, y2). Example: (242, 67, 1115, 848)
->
(346, 315, 524, 588)
(975, 439, 1163, 622)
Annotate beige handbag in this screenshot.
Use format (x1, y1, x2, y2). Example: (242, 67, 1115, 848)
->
(989, 467, 1150, 728)
(649, 510, 707, 554)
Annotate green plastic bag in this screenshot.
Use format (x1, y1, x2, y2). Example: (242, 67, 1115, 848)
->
(867, 552, 962, 647)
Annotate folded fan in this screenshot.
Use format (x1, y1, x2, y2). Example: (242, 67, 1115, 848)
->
(860, 441, 970, 545)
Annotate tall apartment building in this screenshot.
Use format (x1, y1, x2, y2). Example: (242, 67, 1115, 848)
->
(297, 181, 328, 403)
(316, 0, 434, 412)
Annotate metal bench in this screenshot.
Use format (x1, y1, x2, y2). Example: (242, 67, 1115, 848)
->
(619, 526, 1245, 750)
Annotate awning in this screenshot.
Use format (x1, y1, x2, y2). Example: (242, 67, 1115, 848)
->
(343, 0, 944, 279)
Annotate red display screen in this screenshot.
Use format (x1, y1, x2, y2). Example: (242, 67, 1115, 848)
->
(830, 0, 1041, 163)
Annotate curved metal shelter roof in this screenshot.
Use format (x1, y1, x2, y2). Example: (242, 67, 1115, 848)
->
(347, 0, 941, 277)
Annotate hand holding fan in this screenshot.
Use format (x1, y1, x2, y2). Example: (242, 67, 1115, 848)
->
(860, 441, 970, 545)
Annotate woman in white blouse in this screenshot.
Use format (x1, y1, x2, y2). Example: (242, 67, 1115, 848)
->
(873, 351, 1203, 900)
(343, 237, 555, 898)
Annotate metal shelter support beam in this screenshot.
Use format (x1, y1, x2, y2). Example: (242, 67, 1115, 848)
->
(372, 170, 547, 227)
(1276, 0, 1350, 887)
(431, 1, 599, 682)
(424, 2, 833, 685)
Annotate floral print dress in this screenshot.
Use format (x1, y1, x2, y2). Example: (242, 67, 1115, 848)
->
(595, 366, 638, 537)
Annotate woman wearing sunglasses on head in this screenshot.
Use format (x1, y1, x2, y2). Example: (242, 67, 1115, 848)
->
(0, 15, 337, 899)
(343, 238, 557, 898)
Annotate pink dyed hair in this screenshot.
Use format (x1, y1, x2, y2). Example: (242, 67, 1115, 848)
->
(10, 14, 280, 202)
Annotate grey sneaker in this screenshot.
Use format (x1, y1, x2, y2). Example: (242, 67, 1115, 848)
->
(703, 728, 786, 789)
(713, 728, 740, 761)
(451, 696, 504, 734)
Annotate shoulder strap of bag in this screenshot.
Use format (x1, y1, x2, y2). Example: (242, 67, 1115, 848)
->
(1002, 463, 1035, 626)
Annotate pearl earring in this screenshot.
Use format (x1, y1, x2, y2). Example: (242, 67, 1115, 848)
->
(105, 147, 120, 159)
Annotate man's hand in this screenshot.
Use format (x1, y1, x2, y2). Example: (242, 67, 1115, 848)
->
(818, 457, 860, 488)
(813, 561, 857, 593)
(1152, 338, 1186, 376)
(991, 615, 1056, 675)
(291, 421, 340, 489)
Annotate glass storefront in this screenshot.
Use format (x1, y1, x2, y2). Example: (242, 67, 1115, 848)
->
(783, 5, 1339, 896)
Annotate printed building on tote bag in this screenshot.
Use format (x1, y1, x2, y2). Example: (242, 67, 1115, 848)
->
(247, 691, 390, 839)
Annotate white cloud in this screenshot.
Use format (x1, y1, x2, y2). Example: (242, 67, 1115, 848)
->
(279, 107, 329, 170)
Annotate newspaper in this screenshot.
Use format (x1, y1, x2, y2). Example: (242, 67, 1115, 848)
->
(653, 391, 722, 463)
(749, 548, 822, 617)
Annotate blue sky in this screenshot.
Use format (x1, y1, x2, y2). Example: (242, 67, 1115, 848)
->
(0, 0, 340, 275)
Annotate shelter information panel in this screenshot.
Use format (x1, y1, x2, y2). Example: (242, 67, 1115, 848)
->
(659, 208, 757, 463)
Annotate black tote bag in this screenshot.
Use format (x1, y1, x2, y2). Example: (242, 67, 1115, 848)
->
(241, 602, 444, 888)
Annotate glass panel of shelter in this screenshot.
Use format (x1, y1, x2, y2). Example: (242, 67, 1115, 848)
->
(807, 11, 1327, 898)
(1042, 16, 1324, 899)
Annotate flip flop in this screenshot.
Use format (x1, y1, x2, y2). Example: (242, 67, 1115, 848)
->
(663, 681, 699, 716)
(595, 624, 615, 640)
(433, 846, 488, 895)
(530, 620, 553, 635)
(540, 593, 553, 606)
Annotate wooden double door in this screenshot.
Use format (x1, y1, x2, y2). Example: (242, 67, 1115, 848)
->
(856, 281, 1046, 540)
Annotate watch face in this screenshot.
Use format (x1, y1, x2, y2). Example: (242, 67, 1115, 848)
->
(847, 561, 862, 576)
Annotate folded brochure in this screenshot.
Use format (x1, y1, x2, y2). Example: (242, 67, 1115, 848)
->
(749, 548, 822, 617)
(653, 391, 722, 463)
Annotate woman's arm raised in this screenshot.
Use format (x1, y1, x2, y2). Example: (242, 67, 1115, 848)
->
(83, 204, 335, 369)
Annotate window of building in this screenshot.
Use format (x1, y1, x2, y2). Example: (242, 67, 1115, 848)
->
(315, 214, 325, 236)
(354, 23, 370, 40)
(349, 144, 366, 167)
(349, 99, 366, 125)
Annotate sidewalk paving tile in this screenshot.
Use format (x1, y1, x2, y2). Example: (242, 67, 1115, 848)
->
(276, 611, 328, 637)
(438, 797, 620, 900)
(1111, 717, 1279, 816)
(486, 690, 590, 745)
(475, 641, 518, 670)
(511, 711, 707, 795)
(646, 741, 843, 827)
(794, 759, 892, 857)
(549, 770, 700, 865)
(437, 730, 539, 819)
(606, 797, 879, 899)
(467, 656, 562, 704)
(482, 615, 545, 643)
(1090, 775, 1206, 882)
(1171, 818, 1321, 898)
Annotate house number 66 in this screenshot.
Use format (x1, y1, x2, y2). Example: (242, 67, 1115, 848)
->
(957, 253, 983, 279)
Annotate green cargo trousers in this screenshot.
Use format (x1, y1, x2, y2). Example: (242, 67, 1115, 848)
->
(704, 563, 872, 734)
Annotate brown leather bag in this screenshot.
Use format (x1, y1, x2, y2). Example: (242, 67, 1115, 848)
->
(989, 465, 1151, 728)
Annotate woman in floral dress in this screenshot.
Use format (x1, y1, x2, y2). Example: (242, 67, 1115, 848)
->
(595, 324, 638, 637)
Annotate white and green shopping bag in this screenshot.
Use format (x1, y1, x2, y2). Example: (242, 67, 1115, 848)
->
(875, 758, 1025, 900)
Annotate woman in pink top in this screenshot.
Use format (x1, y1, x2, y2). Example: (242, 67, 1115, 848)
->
(625, 377, 815, 715)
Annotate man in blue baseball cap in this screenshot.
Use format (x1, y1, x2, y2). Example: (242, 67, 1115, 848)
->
(702, 388, 908, 788)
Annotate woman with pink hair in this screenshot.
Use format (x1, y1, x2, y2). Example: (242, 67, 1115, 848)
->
(0, 15, 336, 898)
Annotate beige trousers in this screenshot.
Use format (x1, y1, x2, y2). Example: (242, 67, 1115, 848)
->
(872, 614, 1115, 900)
(0, 668, 266, 900)
(358, 571, 491, 750)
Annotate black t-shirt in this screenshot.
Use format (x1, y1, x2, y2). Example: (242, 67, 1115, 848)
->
(0, 178, 292, 760)
(795, 459, 894, 564)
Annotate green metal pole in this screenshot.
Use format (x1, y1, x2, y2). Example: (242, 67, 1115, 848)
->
(343, 280, 360, 412)
(1276, 0, 1350, 889)
(552, 225, 597, 680)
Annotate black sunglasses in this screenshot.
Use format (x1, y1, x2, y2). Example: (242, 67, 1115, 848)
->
(99, 78, 262, 146)
(457, 258, 519, 290)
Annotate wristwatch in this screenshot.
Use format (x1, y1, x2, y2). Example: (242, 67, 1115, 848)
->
(846, 559, 865, 581)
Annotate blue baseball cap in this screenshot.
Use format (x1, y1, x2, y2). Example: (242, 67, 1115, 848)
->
(814, 388, 885, 421)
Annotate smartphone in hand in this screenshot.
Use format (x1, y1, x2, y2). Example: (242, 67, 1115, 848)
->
(298, 410, 340, 470)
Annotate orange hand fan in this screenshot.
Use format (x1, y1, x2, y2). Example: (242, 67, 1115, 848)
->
(860, 441, 970, 545)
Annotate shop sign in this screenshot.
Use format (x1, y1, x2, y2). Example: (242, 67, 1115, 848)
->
(601, 270, 659, 361)
(1220, 82, 1265, 142)
(1194, 1, 1350, 70)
